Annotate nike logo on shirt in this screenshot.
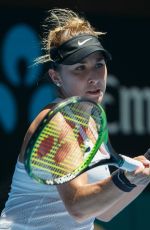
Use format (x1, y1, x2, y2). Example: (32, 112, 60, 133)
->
(78, 38, 92, 46)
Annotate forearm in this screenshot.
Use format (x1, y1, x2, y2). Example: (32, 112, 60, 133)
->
(58, 175, 129, 222)
(97, 165, 150, 222)
(72, 178, 122, 219)
(58, 154, 150, 222)
(97, 181, 149, 222)
(97, 151, 150, 221)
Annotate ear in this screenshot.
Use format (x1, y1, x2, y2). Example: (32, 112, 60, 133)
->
(48, 69, 61, 87)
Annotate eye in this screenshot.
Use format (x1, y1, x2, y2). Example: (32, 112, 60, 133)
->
(74, 65, 85, 71)
(95, 60, 105, 69)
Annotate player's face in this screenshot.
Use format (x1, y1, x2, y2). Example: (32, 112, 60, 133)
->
(54, 51, 107, 103)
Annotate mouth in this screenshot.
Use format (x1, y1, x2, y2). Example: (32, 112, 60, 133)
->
(86, 89, 103, 96)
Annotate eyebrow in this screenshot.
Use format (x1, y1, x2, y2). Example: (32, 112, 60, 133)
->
(79, 56, 104, 64)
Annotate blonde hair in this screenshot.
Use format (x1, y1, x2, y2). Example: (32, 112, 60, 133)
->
(35, 8, 105, 65)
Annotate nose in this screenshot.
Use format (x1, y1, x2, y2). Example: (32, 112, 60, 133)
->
(87, 70, 99, 85)
(88, 79, 99, 85)
(88, 71, 102, 85)
(87, 66, 106, 86)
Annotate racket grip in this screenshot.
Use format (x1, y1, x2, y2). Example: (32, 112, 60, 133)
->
(119, 154, 144, 172)
(144, 148, 150, 160)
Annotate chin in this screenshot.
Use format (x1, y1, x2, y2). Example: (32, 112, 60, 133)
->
(97, 97, 103, 104)
(83, 92, 104, 104)
(89, 96, 103, 104)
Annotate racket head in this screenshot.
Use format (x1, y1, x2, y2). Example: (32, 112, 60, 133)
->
(24, 96, 108, 185)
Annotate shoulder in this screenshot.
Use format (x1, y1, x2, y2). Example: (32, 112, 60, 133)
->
(19, 103, 55, 161)
(28, 103, 56, 134)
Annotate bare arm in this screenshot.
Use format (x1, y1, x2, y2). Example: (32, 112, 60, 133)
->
(57, 155, 150, 223)
(96, 153, 150, 221)
(96, 182, 149, 222)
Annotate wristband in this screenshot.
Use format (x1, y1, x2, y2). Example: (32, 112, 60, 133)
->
(112, 169, 137, 192)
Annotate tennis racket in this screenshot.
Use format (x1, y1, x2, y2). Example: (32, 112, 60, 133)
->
(24, 96, 143, 185)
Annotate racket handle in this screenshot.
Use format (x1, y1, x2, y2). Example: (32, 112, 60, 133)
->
(119, 154, 144, 172)
(144, 148, 150, 160)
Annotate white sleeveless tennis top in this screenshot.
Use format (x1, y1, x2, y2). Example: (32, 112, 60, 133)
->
(0, 152, 110, 230)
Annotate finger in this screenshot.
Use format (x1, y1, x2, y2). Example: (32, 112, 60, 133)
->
(134, 155, 150, 167)
(134, 165, 150, 176)
(145, 167, 150, 176)
(143, 159, 150, 167)
(134, 166, 145, 175)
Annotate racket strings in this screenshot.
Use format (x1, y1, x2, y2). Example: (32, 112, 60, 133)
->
(29, 101, 103, 183)
(31, 124, 82, 179)
(61, 103, 99, 156)
(31, 120, 78, 177)
(34, 117, 96, 178)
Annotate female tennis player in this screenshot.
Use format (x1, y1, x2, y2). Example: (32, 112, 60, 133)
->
(1, 8, 150, 230)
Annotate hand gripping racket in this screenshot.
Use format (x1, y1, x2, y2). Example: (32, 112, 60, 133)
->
(24, 96, 143, 185)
